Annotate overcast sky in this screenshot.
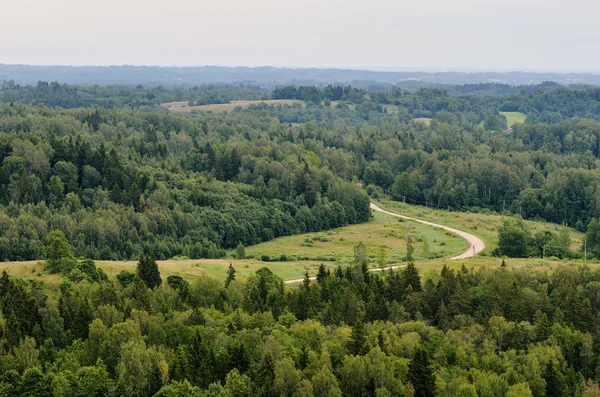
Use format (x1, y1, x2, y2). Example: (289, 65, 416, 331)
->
(2, 0, 599, 71)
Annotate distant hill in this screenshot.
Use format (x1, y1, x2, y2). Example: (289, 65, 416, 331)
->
(2, 64, 600, 87)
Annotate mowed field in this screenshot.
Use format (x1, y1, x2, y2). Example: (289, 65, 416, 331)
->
(374, 200, 584, 255)
(161, 100, 304, 112)
(500, 111, 526, 126)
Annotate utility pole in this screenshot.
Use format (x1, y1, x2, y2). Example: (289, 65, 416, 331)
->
(403, 196, 405, 204)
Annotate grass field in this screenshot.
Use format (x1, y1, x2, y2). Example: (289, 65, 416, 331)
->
(500, 111, 526, 127)
(374, 200, 584, 255)
(161, 100, 304, 113)
(245, 211, 468, 266)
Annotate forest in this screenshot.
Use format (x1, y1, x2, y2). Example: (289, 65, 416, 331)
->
(2, 242, 600, 396)
(2, 82, 600, 260)
(2, 80, 600, 395)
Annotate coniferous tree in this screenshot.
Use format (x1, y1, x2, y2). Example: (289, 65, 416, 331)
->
(408, 348, 435, 397)
(316, 264, 328, 283)
(403, 262, 422, 292)
(136, 253, 161, 289)
(254, 352, 276, 397)
(544, 362, 565, 397)
(350, 320, 367, 355)
(186, 328, 216, 388)
(225, 263, 236, 288)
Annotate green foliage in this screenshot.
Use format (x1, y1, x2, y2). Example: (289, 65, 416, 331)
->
(116, 271, 136, 287)
(408, 348, 435, 397)
(0, 263, 600, 396)
(4, 81, 600, 397)
(136, 253, 161, 290)
(225, 264, 236, 288)
(353, 241, 367, 266)
(44, 230, 76, 274)
(235, 243, 246, 260)
(406, 236, 414, 262)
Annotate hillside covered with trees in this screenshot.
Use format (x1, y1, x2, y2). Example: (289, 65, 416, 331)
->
(2, 81, 600, 395)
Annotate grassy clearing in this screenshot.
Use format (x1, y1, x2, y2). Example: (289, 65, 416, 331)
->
(161, 100, 304, 113)
(374, 200, 584, 255)
(500, 111, 526, 127)
(412, 118, 432, 126)
(245, 211, 468, 266)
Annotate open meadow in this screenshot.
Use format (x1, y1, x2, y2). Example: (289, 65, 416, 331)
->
(500, 111, 526, 126)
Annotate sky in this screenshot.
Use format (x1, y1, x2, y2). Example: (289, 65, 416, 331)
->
(2, 0, 600, 71)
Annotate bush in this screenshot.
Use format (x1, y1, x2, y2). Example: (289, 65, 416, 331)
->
(171, 255, 190, 260)
(116, 270, 136, 287)
(261, 255, 271, 262)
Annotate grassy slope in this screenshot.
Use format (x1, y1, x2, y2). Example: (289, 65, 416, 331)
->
(374, 199, 584, 254)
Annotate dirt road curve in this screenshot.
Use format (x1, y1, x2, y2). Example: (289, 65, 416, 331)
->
(284, 202, 485, 284)
(370, 203, 485, 260)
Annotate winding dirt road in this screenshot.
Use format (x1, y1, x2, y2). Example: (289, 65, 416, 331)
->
(284, 202, 485, 284)
(370, 203, 485, 260)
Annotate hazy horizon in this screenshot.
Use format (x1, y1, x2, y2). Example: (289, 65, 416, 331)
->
(3, 64, 600, 75)
(3, 0, 600, 71)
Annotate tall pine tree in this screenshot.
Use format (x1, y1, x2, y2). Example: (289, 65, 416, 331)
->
(408, 348, 436, 397)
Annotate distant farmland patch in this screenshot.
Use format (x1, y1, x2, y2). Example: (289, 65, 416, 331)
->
(162, 99, 304, 112)
(500, 111, 526, 126)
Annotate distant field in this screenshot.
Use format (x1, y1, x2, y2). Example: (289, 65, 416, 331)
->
(412, 118, 432, 126)
(375, 200, 584, 255)
(161, 100, 304, 112)
(500, 111, 526, 126)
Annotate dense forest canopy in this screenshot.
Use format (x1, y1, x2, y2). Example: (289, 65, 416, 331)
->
(2, 254, 600, 396)
(2, 81, 600, 261)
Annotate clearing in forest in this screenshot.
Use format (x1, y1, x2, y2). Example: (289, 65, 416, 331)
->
(500, 111, 526, 126)
(412, 117, 432, 126)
